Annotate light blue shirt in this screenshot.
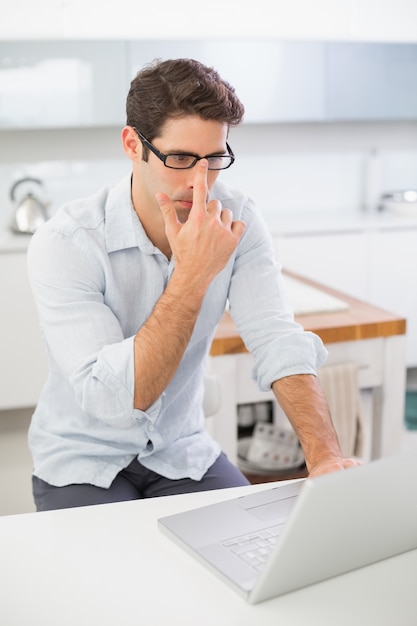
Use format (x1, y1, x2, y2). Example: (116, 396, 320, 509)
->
(27, 174, 327, 488)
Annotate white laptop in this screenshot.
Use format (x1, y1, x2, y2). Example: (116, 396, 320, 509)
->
(158, 454, 417, 604)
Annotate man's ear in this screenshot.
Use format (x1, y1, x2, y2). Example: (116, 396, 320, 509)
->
(121, 126, 141, 160)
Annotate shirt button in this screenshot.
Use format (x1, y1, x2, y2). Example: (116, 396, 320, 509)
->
(148, 425, 154, 432)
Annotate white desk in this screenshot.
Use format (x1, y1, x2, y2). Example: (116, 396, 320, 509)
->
(0, 482, 416, 626)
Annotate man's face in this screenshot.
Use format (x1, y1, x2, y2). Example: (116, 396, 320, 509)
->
(135, 116, 229, 224)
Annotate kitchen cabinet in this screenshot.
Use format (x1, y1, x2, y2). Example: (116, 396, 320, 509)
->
(0, 250, 48, 409)
(1, 39, 417, 128)
(368, 228, 417, 366)
(0, 41, 127, 129)
(326, 43, 417, 121)
(128, 40, 326, 123)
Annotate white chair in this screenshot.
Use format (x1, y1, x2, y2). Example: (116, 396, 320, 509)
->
(203, 374, 221, 418)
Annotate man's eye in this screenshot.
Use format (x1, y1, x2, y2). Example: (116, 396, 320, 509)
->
(207, 156, 222, 167)
(172, 154, 194, 165)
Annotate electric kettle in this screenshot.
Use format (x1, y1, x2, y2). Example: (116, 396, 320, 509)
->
(9, 176, 49, 234)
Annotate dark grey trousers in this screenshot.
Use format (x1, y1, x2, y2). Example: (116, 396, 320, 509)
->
(32, 452, 250, 511)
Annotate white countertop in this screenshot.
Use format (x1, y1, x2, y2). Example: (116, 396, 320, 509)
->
(262, 208, 417, 235)
(0, 227, 32, 253)
(0, 481, 415, 626)
(283, 274, 349, 315)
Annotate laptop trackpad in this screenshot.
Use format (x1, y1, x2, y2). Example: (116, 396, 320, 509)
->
(243, 495, 298, 523)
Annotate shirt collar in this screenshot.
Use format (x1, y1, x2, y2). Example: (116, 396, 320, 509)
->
(104, 174, 157, 255)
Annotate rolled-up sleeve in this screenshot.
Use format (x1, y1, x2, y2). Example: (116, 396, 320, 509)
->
(228, 202, 328, 391)
(89, 339, 163, 426)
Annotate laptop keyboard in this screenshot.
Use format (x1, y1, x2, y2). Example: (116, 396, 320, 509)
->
(221, 524, 285, 572)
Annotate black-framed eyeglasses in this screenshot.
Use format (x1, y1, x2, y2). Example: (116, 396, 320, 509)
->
(133, 127, 235, 170)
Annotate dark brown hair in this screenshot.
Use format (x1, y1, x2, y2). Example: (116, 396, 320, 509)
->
(126, 58, 244, 159)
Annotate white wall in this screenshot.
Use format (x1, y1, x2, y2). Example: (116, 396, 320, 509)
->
(2, 0, 417, 42)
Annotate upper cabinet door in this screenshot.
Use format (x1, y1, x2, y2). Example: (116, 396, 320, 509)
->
(3, 40, 417, 128)
(325, 42, 417, 121)
(205, 41, 326, 123)
(128, 40, 326, 123)
(0, 41, 127, 128)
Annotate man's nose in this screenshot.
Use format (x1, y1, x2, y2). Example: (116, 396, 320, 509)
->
(184, 167, 198, 188)
(186, 158, 210, 185)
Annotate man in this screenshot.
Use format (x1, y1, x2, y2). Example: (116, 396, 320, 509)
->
(27, 58, 359, 511)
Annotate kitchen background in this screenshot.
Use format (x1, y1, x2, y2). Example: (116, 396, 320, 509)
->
(1, 39, 417, 225)
(2, 0, 417, 515)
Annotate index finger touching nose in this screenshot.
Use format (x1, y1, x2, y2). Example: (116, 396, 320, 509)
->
(190, 159, 209, 214)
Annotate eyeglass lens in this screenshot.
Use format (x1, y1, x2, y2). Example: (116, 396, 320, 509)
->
(165, 154, 233, 170)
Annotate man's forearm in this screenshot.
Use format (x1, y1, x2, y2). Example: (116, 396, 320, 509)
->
(133, 271, 207, 411)
(272, 374, 343, 473)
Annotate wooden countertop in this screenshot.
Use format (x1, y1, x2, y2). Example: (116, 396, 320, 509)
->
(211, 271, 406, 356)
